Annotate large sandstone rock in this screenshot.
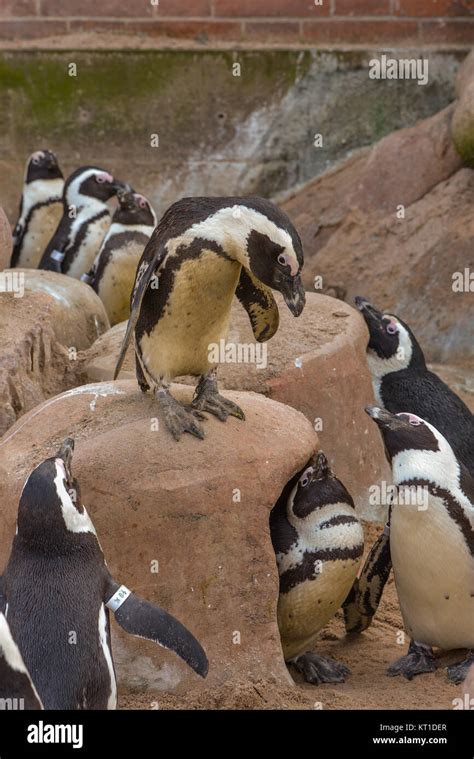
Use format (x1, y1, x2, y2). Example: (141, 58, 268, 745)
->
(0, 207, 12, 271)
(0, 269, 109, 435)
(0, 380, 318, 695)
(453, 49, 474, 167)
(83, 293, 388, 519)
(282, 111, 472, 363)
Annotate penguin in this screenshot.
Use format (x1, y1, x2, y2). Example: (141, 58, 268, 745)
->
(0, 613, 43, 710)
(270, 452, 364, 684)
(0, 438, 208, 709)
(357, 406, 474, 684)
(355, 296, 474, 477)
(81, 191, 156, 326)
(10, 150, 64, 269)
(38, 166, 128, 280)
(114, 195, 306, 441)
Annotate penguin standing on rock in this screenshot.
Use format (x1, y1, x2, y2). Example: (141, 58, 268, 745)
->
(10, 150, 64, 269)
(39, 166, 128, 280)
(0, 613, 43, 710)
(0, 438, 208, 709)
(114, 196, 306, 440)
(355, 296, 474, 476)
(81, 191, 156, 325)
(351, 407, 474, 684)
(270, 452, 364, 684)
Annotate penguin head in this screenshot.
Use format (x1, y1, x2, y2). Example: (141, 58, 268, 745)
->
(25, 150, 63, 183)
(17, 438, 97, 550)
(355, 296, 425, 376)
(64, 166, 127, 208)
(283, 451, 352, 524)
(235, 198, 306, 317)
(114, 191, 157, 227)
(365, 406, 461, 488)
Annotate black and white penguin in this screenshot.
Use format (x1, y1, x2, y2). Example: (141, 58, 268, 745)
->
(10, 150, 64, 269)
(0, 438, 208, 709)
(0, 613, 43, 710)
(114, 195, 306, 440)
(81, 191, 156, 325)
(355, 296, 474, 476)
(39, 166, 128, 280)
(270, 452, 364, 684)
(359, 406, 474, 683)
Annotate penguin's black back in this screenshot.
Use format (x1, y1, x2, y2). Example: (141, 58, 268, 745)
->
(4, 537, 112, 710)
(381, 368, 474, 475)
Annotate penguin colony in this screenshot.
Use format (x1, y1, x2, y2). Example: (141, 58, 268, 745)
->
(1, 148, 472, 707)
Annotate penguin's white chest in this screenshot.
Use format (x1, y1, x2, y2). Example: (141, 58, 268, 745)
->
(391, 495, 474, 650)
(67, 214, 110, 279)
(98, 240, 145, 325)
(18, 202, 63, 268)
(139, 251, 241, 381)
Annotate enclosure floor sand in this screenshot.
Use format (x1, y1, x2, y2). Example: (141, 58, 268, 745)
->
(118, 522, 464, 710)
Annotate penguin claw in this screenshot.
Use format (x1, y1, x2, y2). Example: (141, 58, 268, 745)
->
(292, 652, 350, 685)
(446, 651, 474, 684)
(155, 389, 205, 441)
(388, 641, 436, 680)
(193, 394, 245, 422)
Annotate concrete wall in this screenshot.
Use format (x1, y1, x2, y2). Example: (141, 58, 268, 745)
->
(0, 49, 462, 223)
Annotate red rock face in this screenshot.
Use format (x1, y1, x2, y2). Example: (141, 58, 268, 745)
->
(0, 381, 318, 694)
(282, 110, 472, 364)
(0, 207, 12, 270)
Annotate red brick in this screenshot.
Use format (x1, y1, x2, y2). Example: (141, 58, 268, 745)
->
(394, 0, 474, 16)
(0, 20, 68, 39)
(40, 0, 154, 17)
(421, 19, 474, 42)
(0, 0, 36, 16)
(214, 0, 329, 18)
(69, 18, 242, 40)
(244, 21, 302, 41)
(302, 19, 420, 43)
(154, 0, 212, 16)
(334, 0, 391, 15)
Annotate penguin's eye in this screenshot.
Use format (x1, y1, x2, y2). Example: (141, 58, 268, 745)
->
(139, 199, 147, 209)
(299, 467, 314, 487)
(32, 157, 40, 165)
(277, 254, 287, 267)
(96, 175, 106, 183)
(386, 322, 398, 335)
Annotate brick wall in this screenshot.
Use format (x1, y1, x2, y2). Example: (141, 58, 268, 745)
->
(1, 0, 473, 45)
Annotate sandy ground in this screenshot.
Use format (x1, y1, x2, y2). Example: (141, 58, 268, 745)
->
(118, 521, 466, 710)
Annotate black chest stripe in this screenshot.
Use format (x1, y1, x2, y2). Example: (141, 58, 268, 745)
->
(279, 544, 364, 594)
(63, 209, 109, 273)
(399, 478, 474, 558)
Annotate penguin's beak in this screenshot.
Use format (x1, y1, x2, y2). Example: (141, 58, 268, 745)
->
(280, 274, 306, 317)
(57, 437, 75, 471)
(310, 450, 332, 480)
(113, 180, 134, 197)
(365, 405, 400, 429)
(355, 296, 385, 327)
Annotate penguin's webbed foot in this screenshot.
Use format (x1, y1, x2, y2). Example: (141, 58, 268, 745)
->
(155, 388, 204, 441)
(292, 652, 350, 685)
(446, 650, 474, 684)
(192, 371, 245, 423)
(388, 640, 436, 680)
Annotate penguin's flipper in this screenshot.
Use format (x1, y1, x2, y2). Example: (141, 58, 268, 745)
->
(0, 613, 43, 709)
(10, 222, 24, 267)
(236, 267, 280, 342)
(38, 215, 71, 273)
(104, 577, 208, 678)
(343, 524, 392, 633)
(113, 237, 168, 379)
